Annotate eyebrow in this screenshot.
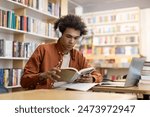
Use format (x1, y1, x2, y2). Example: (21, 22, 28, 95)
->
(65, 34, 80, 38)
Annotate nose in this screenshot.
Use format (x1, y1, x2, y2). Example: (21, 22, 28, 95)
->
(69, 38, 75, 44)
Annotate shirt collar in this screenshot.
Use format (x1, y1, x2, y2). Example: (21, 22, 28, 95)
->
(55, 39, 75, 60)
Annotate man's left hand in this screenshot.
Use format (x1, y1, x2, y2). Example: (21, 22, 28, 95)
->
(75, 74, 93, 83)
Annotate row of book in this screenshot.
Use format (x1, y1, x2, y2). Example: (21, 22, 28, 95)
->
(83, 11, 139, 24)
(79, 36, 93, 54)
(93, 59, 116, 68)
(115, 46, 138, 55)
(80, 45, 92, 54)
(80, 46, 139, 55)
(0, 68, 23, 87)
(81, 36, 93, 45)
(11, 0, 60, 17)
(91, 58, 131, 69)
(0, 9, 57, 37)
(0, 39, 39, 58)
(93, 35, 138, 45)
(87, 23, 139, 34)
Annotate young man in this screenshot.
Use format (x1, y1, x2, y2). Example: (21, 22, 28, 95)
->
(21, 14, 103, 89)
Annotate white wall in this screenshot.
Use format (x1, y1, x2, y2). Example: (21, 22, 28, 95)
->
(140, 8, 150, 61)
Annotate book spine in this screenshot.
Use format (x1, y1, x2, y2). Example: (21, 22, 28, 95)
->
(0, 69, 4, 86)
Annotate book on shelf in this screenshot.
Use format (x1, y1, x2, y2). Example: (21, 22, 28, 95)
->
(0, 69, 4, 86)
(115, 47, 125, 54)
(102, 47, 111, 55)
(115, 46, 138, 55)
(0, 68, 23, 87)
(0, 39, 4, 56)
(139, 67, 150, 89)
(47, 0, 60, 17)
(144, 61, 150, 66)
(0, 39, 13, 57)
(141, 70, 150, 75)
(138, 79, 150, 90)
(142, 62, 150, 75)
(141, 75, 150, 81)
(4, 40, 13, 57)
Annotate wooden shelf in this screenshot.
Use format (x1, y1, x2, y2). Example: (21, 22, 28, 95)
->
(0, 57, 28, 60)
(0, 26, 58, 41)
(86, 20, 139, 27)
(85, 54, 140, 59)
(94, 43, 139, 46)
(94, 32, 139, 36)
(6, 85, 21, 89)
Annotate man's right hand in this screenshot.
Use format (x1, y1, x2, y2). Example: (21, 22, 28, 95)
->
(39, 67, 61, 82)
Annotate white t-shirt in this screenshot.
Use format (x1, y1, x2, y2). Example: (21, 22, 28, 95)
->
(61, 53, 70, 68)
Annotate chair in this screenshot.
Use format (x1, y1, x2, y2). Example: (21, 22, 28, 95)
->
(0, 86, 8, 94)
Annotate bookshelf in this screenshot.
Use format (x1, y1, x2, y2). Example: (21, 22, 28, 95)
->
(0, 0, 68, 90)
(80, 7, 140, 69)
(78, 7, 141, 80)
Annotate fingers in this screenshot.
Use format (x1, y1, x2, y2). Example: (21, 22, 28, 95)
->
(47, 67, 61, 81)
(75, 77, 93, 83)
(52, 67, 61, 73)
(82, 74, 92, 78)
(51, 71, 61, 81)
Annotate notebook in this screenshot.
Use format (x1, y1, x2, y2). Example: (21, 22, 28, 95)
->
(101, 57, 146, 87)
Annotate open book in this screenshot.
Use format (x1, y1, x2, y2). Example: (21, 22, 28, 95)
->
(54, 67, 97, 91)
(54, 82, 99, 91)
(57, 67, 95, 83)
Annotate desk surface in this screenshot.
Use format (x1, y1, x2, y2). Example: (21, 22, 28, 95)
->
(92, 86, 150, 95)
(0, 89, 137, 100)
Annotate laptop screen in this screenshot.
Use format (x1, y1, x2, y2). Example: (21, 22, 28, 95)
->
(125, 57, 146, 87)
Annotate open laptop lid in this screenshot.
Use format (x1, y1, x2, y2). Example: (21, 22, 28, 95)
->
(124, 57, 146, 87)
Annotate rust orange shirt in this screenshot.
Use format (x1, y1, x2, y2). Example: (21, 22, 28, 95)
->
(21, 42, 103, 89)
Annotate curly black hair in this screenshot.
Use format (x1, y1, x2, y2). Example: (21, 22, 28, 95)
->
(54, 14, 87, 36)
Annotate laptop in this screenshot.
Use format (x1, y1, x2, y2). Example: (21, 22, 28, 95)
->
(101, 57, 146, 87)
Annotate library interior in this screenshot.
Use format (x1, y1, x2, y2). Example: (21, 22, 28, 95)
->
(0, 0, 150, 100)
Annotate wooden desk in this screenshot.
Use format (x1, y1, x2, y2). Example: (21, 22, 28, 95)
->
(92, 86, 150, 99)
(0, 89, 137, 100)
